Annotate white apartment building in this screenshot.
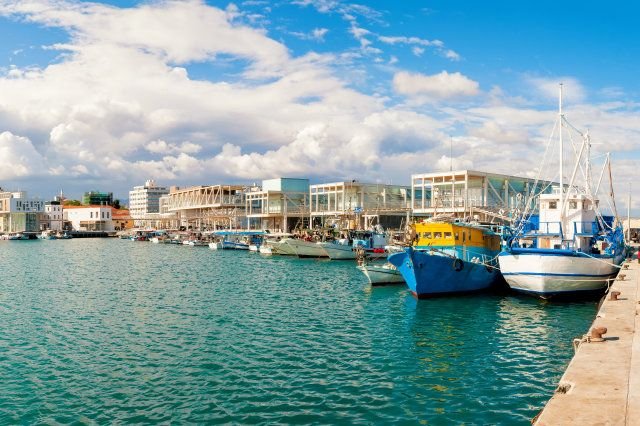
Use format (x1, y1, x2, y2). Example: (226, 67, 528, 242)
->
(0, 190, 45, 233)
(64, 205, 114, 231)
(43, 201, 64, 231)
(129, 179, 169, 227)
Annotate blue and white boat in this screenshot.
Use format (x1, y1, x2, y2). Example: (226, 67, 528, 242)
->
(498, 85, 626, 299)
(388, 221, 502, 298)
(321, 228, 389, 260)
(210, 231, 264, 250)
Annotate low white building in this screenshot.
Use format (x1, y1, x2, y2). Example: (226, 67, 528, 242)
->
(64, 205, 115, 231)
(0, 190, 45, 233)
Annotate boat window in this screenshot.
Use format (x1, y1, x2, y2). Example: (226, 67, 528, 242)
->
(444, 232, 452, 239)
(433, 232, 442, 239)
(422, 232, 432, 239)
(548, 201, 557, 209)
(455, 232, 459, 240)
(468, 232, 471, 241)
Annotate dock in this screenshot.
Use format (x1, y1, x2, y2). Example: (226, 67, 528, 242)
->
(534, 257, 640, 425)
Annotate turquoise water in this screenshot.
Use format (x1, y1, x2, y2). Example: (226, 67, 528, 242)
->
(0, 239, 597, 424)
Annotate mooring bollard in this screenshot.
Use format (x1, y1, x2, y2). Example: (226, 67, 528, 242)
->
(610, 291, 621, 301)
(590, 326, 607, 342)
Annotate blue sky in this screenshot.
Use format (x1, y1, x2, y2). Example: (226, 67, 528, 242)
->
(0, 0, 638, 212)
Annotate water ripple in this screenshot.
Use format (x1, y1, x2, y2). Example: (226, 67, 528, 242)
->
(0, 239, 597, 423)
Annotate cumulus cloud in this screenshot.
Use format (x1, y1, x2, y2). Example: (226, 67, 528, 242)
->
(0, 0, 636, 211)
(145, 140, 202, 155)
(0, 131, 46, 179)
(393, 71, 480, 100)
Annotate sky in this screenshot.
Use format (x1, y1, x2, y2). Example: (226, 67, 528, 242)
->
(0, 0, 639, 213)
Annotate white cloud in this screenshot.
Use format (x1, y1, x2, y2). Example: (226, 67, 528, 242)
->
(146, 140, 202, 155)
(0, 0, 637, 211)
(393, 71, 480, 100)
(0, 131, 46, 179)
(525, 76, 586, 104)
(291, 27, 329, 42)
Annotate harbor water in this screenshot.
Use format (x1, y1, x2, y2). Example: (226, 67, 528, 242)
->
(0, 239, 598, 423)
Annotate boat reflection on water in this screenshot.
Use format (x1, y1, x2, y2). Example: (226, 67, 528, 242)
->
(393, 292, 598, 422)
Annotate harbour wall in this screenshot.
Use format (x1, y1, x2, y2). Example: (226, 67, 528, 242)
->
(534, 250, 640, 425)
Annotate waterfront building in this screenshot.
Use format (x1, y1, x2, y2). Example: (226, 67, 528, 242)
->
(64, 205, 115, 232)
(164, 184, 248, 230)
(309, 181, 411, 230)
(245, 178, 310, 232)
(128, 180, 169, 228)
(410, 170, 554, 221)
(111, 208, 133, 231)
(43, 201, 63, 231)
(0, 190, 44, 233)
(82, 190, 113, 206)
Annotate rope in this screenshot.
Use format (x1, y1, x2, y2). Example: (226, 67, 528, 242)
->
(572, 334, 591, 352)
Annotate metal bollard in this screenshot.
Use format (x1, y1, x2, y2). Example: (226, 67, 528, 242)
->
(610, 291, 621, 301)
(590, 326, 607, 342)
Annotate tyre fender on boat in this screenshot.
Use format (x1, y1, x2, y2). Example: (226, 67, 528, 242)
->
(452, 258, 464, 272)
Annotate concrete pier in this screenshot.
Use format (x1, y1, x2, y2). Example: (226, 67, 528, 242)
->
(534, 258, 640, 425)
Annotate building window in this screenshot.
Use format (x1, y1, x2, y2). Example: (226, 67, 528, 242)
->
(569, 201, 577, 209)
(90, 212, 93, 218)
(548, 201, 557, 209)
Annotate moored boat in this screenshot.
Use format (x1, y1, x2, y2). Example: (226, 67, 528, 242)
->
(357, 262, 404, 285)
(321, 229, 389, 260)
(39, 230, 58, 240)
(285, 238, 328, 258)
(497, 86, 626, 299)
(388, 221, 502, 298)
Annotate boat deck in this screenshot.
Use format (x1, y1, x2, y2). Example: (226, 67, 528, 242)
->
(534, 253, 640, 425)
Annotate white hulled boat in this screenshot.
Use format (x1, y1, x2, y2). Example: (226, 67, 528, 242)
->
(498, 85, 626, 298)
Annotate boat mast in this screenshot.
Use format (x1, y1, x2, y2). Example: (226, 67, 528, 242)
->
(558, 83, 564, 216)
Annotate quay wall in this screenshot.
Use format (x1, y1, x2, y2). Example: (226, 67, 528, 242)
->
(534, 252, 640, 425)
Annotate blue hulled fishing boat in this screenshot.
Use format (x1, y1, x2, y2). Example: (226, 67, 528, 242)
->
(388, 221, 503, 298)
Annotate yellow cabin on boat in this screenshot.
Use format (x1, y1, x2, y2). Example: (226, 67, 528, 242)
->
(412, 222, 500, 251)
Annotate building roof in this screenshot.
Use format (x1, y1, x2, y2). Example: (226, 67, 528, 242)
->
(64, 204, 113, 209)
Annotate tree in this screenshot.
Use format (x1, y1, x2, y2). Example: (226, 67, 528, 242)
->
(112, 199, 121, 209)
(64, 199, 82, 206)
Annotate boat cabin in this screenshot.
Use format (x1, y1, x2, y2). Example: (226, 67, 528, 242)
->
(413, 221, 500, 251)
(531, 187, 598, 251)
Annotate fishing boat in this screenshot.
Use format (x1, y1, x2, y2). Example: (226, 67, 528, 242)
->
(57, 231, 72, 239)
(285, 238, 328, 258)
(321, 228, 389, 260)
(5, 232, 30, 240)
(39, 230, 58, 240)
(498, 86, 626, 299)
(388, 221, 502, 298)
(270, 237, 298, 256)
(357, 262, 404, 285)
(210, 231, 264, 250)
(258, 233, 293, 255)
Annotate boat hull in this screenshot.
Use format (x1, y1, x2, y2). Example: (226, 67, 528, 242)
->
(498, 249, 623, 298)
(322, 243, 387, 260)
(357, 264, 404, 285)
(222, 241, 249, 250)
(269, 240, 297, 256)
(388, 248, 498, 298)
(285, 239, 328, 258)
